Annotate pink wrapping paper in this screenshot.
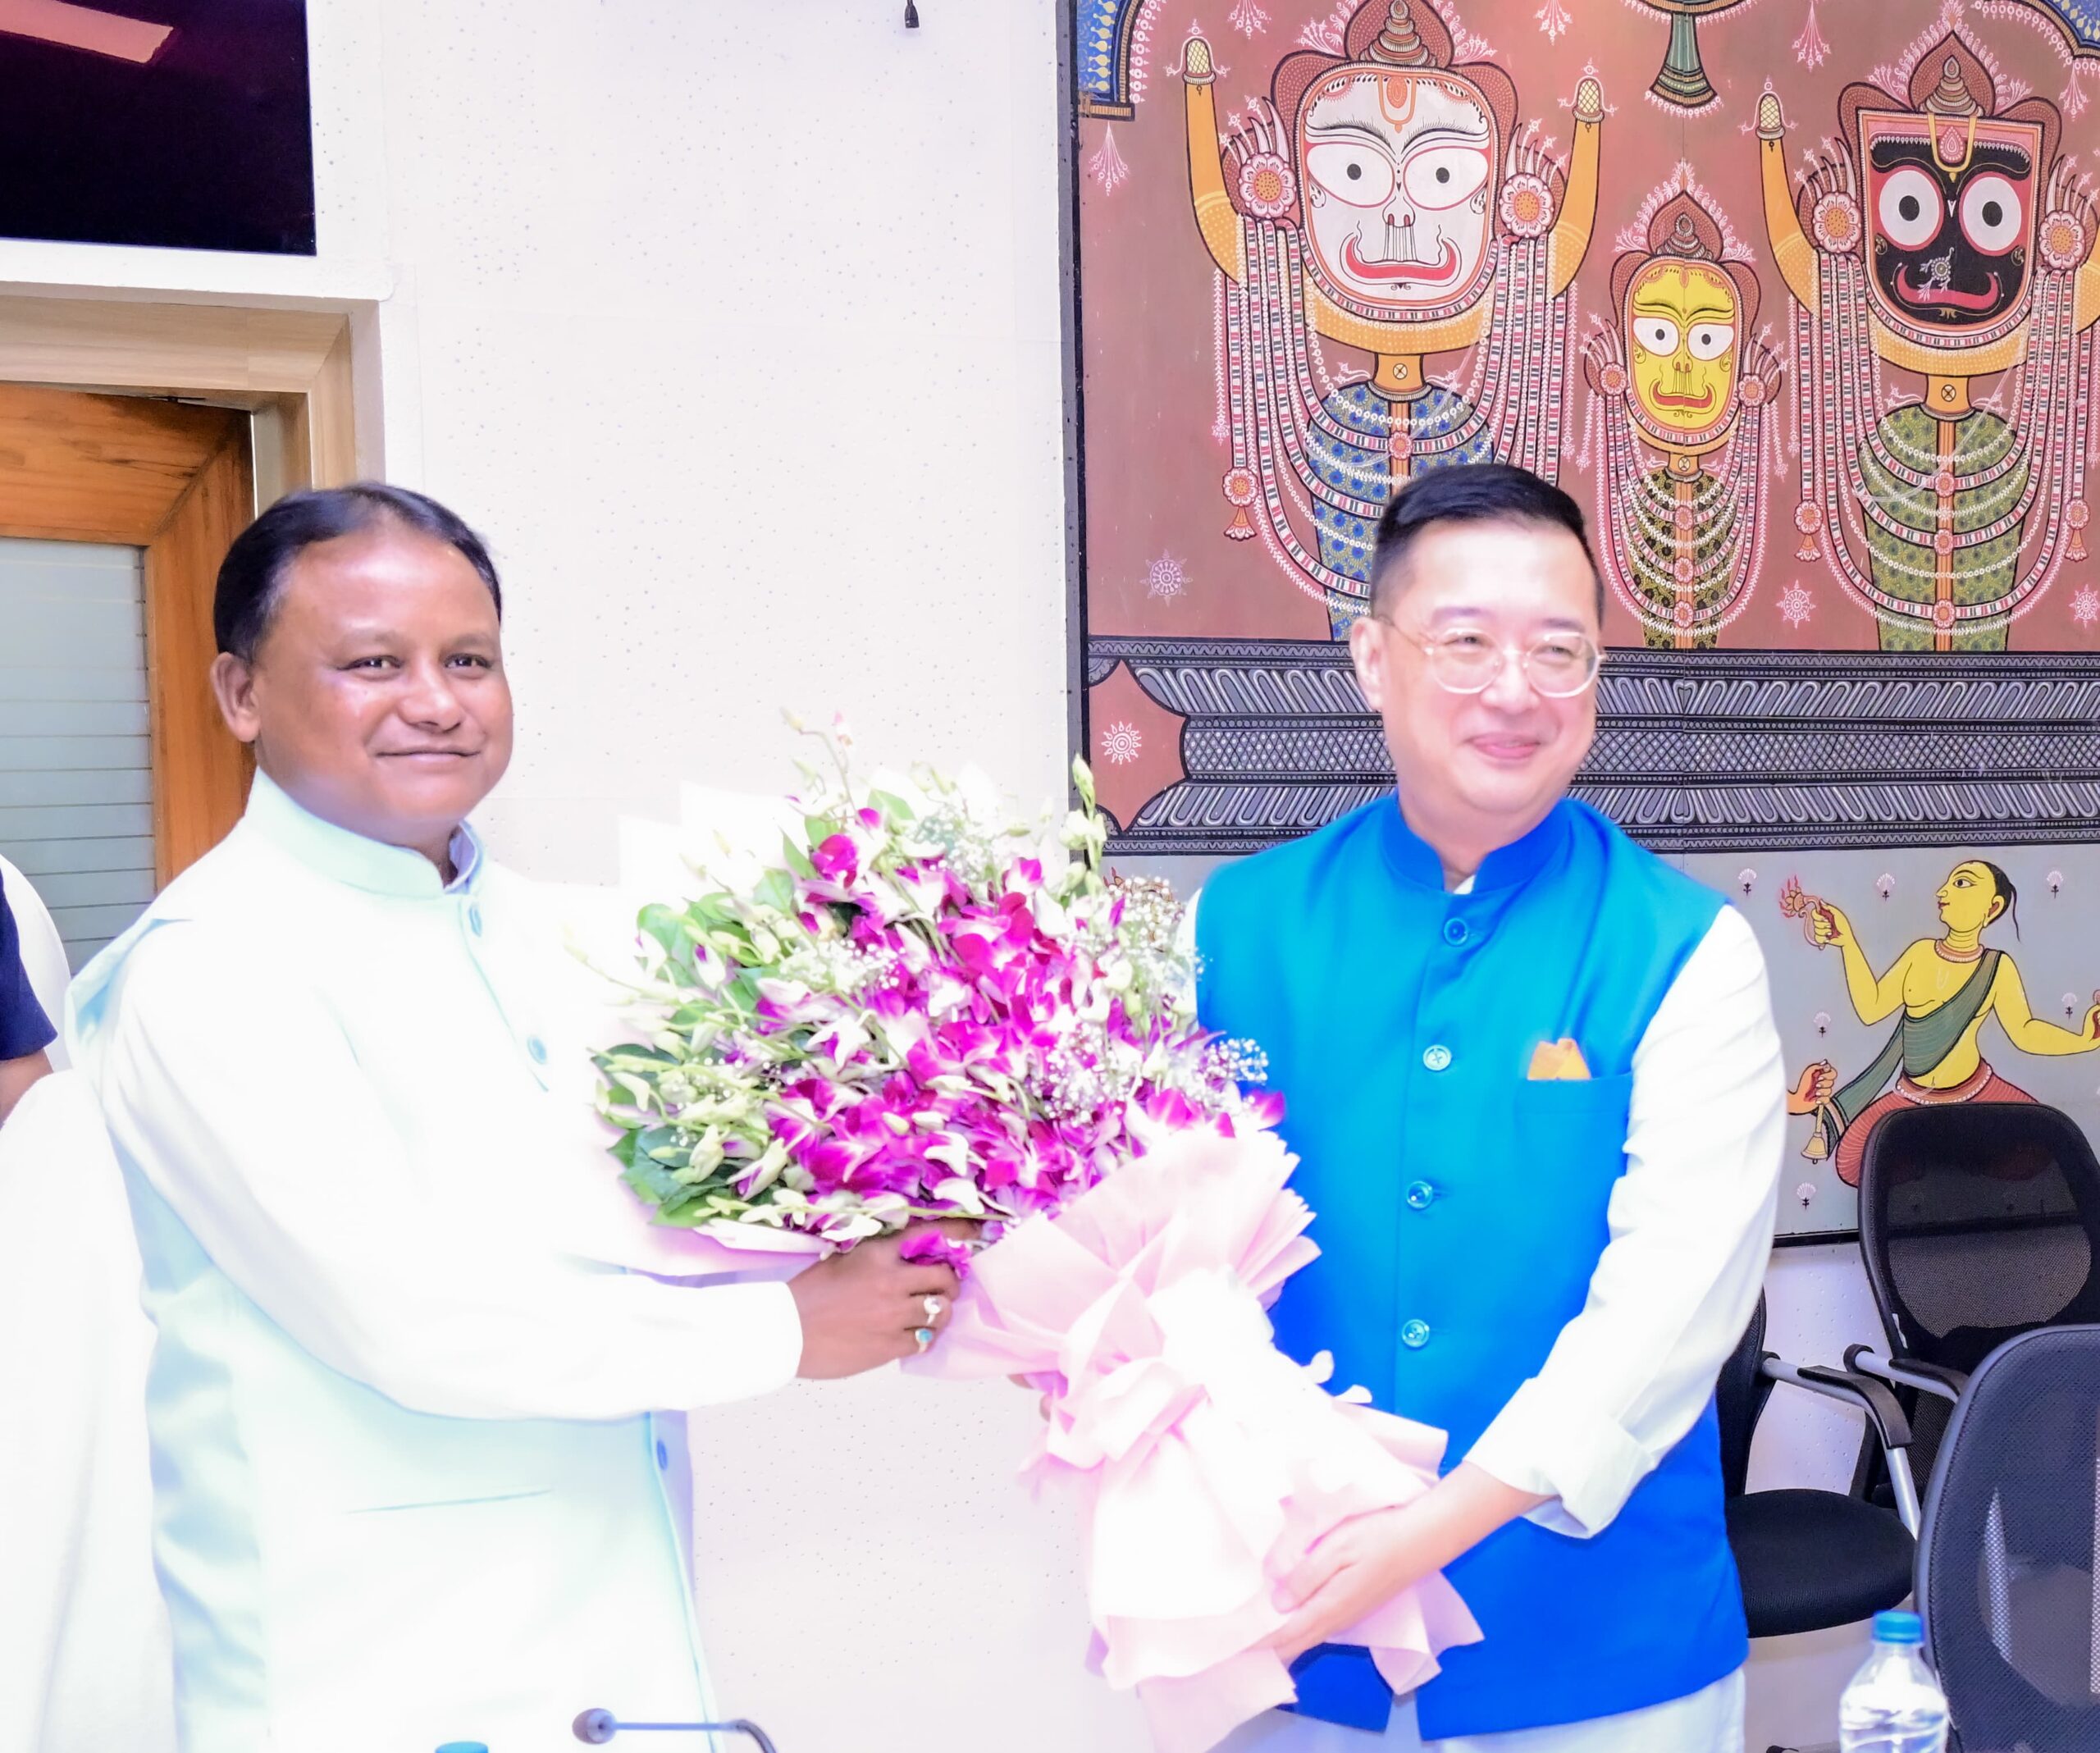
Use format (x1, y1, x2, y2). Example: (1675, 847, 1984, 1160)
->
(903, 1125, 1481, 1753)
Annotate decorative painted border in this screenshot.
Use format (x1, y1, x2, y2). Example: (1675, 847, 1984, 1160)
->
(1074, 0, 1144, 117)
(1090, 638, 2100, 853)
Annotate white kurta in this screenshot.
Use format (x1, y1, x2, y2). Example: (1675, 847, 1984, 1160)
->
(68, 774, 804, 1753)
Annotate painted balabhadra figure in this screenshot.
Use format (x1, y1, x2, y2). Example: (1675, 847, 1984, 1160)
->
(1760, 18, 2100, 651)
(1181, 0, 1603, 634)
(1584, 169, 1785, 649)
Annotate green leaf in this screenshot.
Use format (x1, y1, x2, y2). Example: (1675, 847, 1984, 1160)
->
(658, 1186, 713, 1221)
(867, 787, 915, 824)
(754, 869, 797, 915)
(705, 922, 756, 961)
(636, 1123, 684, 1159)
(621, 1157, 686, 1208)
(689, 893, 737, 930)
(781, 835, 816, 880)
(637, 903, 696, 964)
(602, 1041, 678, 1067)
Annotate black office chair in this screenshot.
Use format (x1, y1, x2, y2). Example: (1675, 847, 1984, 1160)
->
(1719, 1294, 1920, 1641)
(1915, 1325, 2100, 1752)
(1846, 1103, 2100, 1505)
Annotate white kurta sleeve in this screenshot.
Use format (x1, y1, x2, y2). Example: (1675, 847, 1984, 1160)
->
(97, 923, 804, 1422)
(1464, 905, 1783, 1536)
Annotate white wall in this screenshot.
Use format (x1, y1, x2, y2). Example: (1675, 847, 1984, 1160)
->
(0, 6, 1911, 1750)
(373, 2, 1075, 880)
(0, 0, 1074, 882)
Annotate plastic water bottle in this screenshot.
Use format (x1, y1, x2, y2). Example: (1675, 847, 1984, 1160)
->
(1838, 1610, 1951, 1752)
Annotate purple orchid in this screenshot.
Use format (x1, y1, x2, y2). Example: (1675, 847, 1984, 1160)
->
(598, 738, 1277, 1262)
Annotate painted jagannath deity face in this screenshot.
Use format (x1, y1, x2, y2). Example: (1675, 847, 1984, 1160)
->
(1860, 107, 2041, 336)
(1624, 258, 1739, 442)
(1298, 66, 1499, 317)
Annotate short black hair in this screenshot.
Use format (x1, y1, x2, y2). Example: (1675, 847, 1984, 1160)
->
(1367, 462, 1602, 620)
(214, 482, 504, 661)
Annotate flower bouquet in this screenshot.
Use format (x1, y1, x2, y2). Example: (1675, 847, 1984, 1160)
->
(594, 724, 1477, 1752)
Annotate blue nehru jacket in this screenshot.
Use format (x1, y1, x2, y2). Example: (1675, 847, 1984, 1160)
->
(1196, 795, 1745, 1742)
(0, 869, 55, 1061)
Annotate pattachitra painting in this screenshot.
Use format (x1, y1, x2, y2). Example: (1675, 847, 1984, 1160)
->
(1071, 0, 2100, 1239)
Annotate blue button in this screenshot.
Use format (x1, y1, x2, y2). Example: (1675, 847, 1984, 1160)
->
(1405, 1180, 1436, 1211)
(467, 902, 483, 936)
(655, 1439, 669, 1469)
(1401, 1319, 1432, 1350)
(1442, 917, 1468, 946)
(527, 1036, 548, 1065)
(1422, 1044, 1452, 1072)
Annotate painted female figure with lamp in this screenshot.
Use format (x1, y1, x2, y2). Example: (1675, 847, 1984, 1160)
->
(1789, 861, 2100, 1187)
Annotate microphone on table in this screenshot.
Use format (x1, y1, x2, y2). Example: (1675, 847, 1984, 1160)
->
(572, 1709, 779, 1751)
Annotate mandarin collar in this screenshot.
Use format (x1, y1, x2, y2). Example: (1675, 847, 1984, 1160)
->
(243, 769, 485, 899)
(1375, 790, 1573, 895)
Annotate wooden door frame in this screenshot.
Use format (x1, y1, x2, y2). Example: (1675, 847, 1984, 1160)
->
(0, 295, 363, 882)
(0, 294, 360, 491)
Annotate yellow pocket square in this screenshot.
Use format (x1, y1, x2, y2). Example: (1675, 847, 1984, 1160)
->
(1527, 1038, 1591, 1081)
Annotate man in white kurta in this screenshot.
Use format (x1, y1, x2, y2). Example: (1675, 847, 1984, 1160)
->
(71, 771, 795, 1751)
(67, 484, 957, 1753)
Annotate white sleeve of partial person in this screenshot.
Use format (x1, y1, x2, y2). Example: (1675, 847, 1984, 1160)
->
(95, 924, 803, 1422)
(1464, 905, 1783, 1536)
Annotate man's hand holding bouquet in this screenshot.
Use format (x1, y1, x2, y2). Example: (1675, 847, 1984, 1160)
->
(593, 722, 1478, 1751)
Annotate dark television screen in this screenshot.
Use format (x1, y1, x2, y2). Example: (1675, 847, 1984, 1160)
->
(0, 0, 315, 255)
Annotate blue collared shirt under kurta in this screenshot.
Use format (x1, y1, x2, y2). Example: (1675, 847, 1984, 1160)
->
(0, 869, 54, 1061)
(1196, 795, 1746, 1742)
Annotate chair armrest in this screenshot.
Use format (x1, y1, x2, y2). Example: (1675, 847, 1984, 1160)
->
(1763, 1354, 1924, 1535)
(1844, 1346, 1968, 1402)
(1761, 1357, 1915, 1452)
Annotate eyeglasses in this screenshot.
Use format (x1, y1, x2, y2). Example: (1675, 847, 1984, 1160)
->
(1374, 618, 1601, 699)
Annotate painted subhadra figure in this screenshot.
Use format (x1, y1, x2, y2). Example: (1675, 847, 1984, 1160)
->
(1182, 0, 1603, 634)
(1584, 171, 1784, 648)
(1759, 21, 2100, 651)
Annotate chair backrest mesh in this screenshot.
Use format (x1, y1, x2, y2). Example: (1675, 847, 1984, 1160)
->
(1917, 1325, 2100, 1752)
(1714, 1293, 1769, 1500)
(1860, 1105, 2100, 1375)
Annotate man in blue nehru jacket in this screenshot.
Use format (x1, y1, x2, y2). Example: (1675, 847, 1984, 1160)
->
(1205, 464, 1783, 1753)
